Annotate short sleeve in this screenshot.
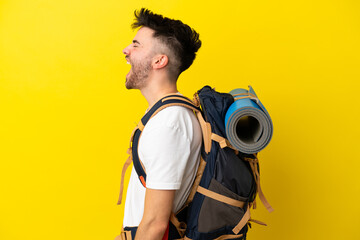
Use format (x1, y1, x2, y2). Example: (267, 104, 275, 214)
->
(138, 117, 191, 190)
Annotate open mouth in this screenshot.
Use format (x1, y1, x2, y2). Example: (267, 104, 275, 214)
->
(126, 61, 132, 77)
(125, 56, 131, 65)
(125, 58, 131, 80)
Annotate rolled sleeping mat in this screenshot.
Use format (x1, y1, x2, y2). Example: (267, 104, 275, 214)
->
(225, 86, 273, 154)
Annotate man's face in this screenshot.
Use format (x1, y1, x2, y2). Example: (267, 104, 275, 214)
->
(122, 27, 156, 90)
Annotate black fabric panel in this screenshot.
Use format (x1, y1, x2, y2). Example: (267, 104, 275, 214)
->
(123, 226, 138, 240)
(132, 129, 147, 184)
(198, 86, 234, 137)
(168, 221, 182, 240)
(215, 148, 255, 198)
(184, 190, 206, 234)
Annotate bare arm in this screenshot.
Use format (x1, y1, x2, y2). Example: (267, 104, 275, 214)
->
(135, 188, 175, 240)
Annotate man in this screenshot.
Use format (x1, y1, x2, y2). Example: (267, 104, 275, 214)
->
(121, 8, 202, 240)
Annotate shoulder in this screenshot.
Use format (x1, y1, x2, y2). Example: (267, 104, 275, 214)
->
(143, 105, 200, 141)
(154, 106, 194, 126)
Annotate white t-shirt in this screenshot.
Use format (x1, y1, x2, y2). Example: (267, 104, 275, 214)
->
(123, 105, 202, 227)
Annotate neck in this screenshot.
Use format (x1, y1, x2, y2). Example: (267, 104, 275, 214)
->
(140, 74, 179, 107)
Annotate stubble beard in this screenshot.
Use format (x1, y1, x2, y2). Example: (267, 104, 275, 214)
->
(125, 58, 152, 90)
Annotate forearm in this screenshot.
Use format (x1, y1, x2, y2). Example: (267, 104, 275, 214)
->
(135, 189, 175, 240)
(135, 218, 168, 240)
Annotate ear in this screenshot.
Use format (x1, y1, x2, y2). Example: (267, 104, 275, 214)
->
(152, 55, 168, 69)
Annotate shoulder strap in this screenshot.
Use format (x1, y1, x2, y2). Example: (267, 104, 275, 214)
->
(117, 94, 202, 204)
(132, 94, 201, 187)
(141, 94, 200, 126)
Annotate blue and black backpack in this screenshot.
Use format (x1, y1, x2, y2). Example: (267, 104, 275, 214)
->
(116, 86, 273, 240)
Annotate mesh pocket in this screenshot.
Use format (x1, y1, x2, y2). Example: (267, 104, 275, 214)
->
(198, 178, 248, 232)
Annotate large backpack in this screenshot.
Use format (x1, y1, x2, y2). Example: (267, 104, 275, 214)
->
(116, 86, 273, 240)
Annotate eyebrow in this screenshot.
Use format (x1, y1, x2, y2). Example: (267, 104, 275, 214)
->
(132, 40, 141, 45)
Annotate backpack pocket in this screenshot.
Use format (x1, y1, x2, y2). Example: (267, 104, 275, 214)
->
(197, 178, 248, 232)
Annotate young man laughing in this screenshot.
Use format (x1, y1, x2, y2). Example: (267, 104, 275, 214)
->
(119, 8, 202, 240)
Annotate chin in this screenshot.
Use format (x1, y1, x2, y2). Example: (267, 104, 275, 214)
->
(125, 80, 135, 90)
(125, 82, 132, 90)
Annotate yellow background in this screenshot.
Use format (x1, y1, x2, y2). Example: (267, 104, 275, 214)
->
(1, 0, 359, 239)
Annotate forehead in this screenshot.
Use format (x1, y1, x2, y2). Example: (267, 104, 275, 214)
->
(133, 27, 156, 46)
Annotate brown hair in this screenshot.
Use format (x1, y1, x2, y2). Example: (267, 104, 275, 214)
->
(132, 8, 202, 76)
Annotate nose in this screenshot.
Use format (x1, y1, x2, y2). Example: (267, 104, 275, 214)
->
(123, 45, 130, 56)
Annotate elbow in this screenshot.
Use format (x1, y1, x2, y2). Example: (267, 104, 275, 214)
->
(150, 219, 169, 235)
(140, 218, 169, 237)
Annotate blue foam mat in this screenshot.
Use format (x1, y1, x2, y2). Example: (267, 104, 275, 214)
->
(225, 86, 273, 154)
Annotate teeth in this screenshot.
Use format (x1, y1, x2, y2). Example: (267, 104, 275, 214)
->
(126, 61, 130, 64)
